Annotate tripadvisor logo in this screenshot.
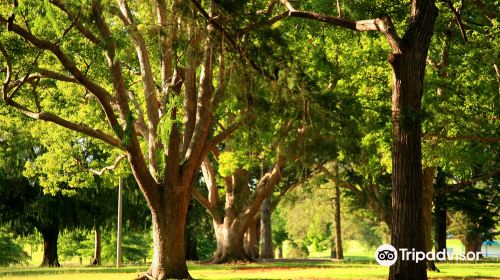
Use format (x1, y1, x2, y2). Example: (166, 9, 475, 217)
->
(375, 244, 398, 266)
(375, 244, 481, 266)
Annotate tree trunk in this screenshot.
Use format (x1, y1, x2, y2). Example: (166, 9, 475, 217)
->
(330, 243, 337, 259)
(278, 245, 283, 259)
(140, 188, 192, 280)
(388, 2, 437, 278)
(91, 225, 101, 266)
(245, 217, 259, 260)
(185, 203, 199, 261)
(185, 226, 199, 261)
(434, 169, 447, 253)
(422, 167, 438, 271)
(334, 183, 344, 260)
(464, 233, 483, 256)
(212, 220, 252, 263)
(116, 177, 123, 268)
(260, 196, 274, 259)
(40, 225, 60, 267)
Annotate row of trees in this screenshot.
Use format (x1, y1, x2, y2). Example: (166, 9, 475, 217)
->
(0, 0, 498, 279)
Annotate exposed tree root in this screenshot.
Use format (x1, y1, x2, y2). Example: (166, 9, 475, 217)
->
(135, 272, 194, 280)
(210, 255, 255, 264)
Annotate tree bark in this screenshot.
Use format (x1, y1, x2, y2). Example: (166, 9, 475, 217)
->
(422, 167, 438, 271)
(260, 196, 274, 259)
(434, 170, 447, 253)
(212, 220, 252, 263)
(91, 225, 101, 266)
(389, 2, 438, 279)
(39, 225, 60, 267)
(245, 217, 259, 260)
(330, 243, 337, 259)
(463, 234, 482, 255)
(140, 188, 192, 280)
(334, 183, 344, 260)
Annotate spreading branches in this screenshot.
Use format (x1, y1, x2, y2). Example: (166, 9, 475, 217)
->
(0, 14, 123, 139)
(193, 157, 222, 221)
(190, 0, 277, 80)
(0, 36, 122, 149)
(48, 0, 101, 44)
(243, 155, 286, 220)
(278, 0, 403, 53)
(237, 12, 288, 35)
(113, 0, 161, 175)
(318, 164, 362, 194)
(4, 98, 123, 148)
(435, 168, 500, 196)
(206, 120, 244, 151)
(424, 133, 500, 143)
(0, 42, 13, 96)
(442, 0, 468, 42)
(90, 154, 127, 175)
(473, 0, 496, 24)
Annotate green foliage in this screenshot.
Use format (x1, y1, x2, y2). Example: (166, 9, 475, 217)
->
(58, 230, 91, 261)
(285, 241, 309, 258)
(0, 228, 28, 266)
(158, 94, 184, 150)
(271, 207, 288, 247)
(100, 229, 152, 264)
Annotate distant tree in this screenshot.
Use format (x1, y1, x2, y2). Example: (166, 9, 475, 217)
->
(0, 227, 28, 265)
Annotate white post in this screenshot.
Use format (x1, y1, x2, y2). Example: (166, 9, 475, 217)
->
(116, 177, 123, 268)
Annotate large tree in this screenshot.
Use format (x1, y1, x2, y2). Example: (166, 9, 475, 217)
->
(0, 1, 253, 278)
(274, 0, 438, 278)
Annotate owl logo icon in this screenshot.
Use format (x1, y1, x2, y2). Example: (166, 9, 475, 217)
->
(375, 244, 398, 266)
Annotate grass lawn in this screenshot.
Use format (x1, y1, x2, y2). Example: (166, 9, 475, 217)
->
(1, 261, 499, 280)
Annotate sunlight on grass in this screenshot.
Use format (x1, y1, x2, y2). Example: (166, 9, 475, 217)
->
(1, 261, 499, 280)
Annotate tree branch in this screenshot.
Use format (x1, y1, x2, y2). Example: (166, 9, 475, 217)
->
(4, 98, 123, 148)
(48, 0, 101, 44)
(442, 0, 468, 42)
(113, 0, 161, 174)
(243, 155, 286, 221)
(207, 120, 244, 149)
(0, 14, 123, 139)
(424, 133, 500, 143)
(279, 0, 402, 53)
(90, 154, 127, 175)
(435, 168, 500, 196)
(319, 164, 362, 194)
(190, 0, 277, 80)
(237, 11, 288, 35)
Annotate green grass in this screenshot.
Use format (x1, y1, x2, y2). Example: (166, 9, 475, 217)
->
(1, 261, 499, 280)
(6, 239, 497, 279)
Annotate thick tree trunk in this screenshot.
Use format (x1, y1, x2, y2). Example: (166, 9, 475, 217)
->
(388, 2, 437, 277)
(260, 196, 274, 259)
(40, 226, 60, 267)
(463, 233, 483, 256)
(245, 218, 259, 259)
(389, 56, 428, 279)
(434, 169, 447, 253)
(91, 225, 101, 266)
(334, 183, 344, 260)
(140, 189, 192, 280)
(422, 167, 438, 271)
(212, 220, 252, 263)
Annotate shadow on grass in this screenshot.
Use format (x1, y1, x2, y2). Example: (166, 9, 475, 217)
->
(0, 266, 147, 277)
